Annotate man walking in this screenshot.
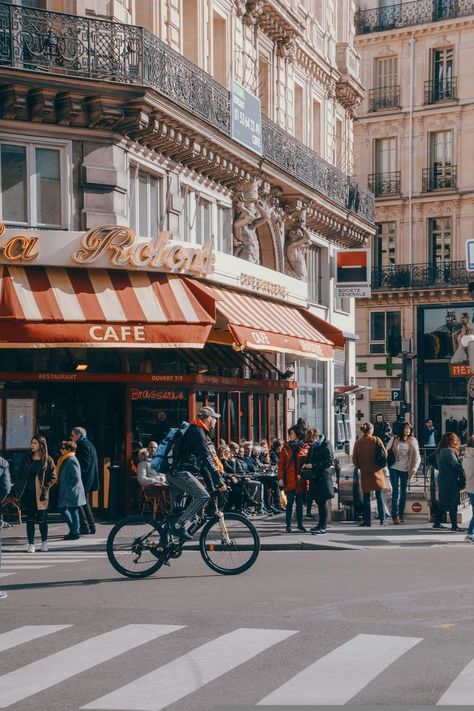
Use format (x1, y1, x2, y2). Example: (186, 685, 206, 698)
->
(70, 427, 99, 535)
(0, 455, 12, 599)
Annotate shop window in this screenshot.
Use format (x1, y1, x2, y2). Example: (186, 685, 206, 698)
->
(308, 245, 322, 304)
(370, 310, 401, 354)
(129, 165, 162, 239)
(428, 217, 452, 265)
(297, 360, 325, 431)
(0, 139, 67, 228)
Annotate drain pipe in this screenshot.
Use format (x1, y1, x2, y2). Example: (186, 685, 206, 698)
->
(407, 36, 416, 422)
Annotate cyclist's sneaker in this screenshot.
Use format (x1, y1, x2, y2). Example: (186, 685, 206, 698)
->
(169, 524, 193, 541)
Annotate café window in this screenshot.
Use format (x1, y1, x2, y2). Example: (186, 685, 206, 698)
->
(0, 139, 68, 228)
(370, 310, 401, 354)
(129, 165, 163, 239)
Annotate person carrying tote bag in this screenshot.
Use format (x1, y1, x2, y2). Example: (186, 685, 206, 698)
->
(352, 423, 387, 527)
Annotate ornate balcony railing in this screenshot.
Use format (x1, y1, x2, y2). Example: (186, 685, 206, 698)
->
(355, 0, 474, 34)
(0, 1, 374, 224)
(372, 261, 468, 290)
(368, 85, 401, 112)
(422, 165, 458, 192)
(424, 77, 458, 104)
(368, 172, 401, 196)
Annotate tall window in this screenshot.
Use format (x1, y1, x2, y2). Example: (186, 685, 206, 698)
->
(432, 47, 453, 88)
(182, 0, 198, 64)
(312, 99, 321, 152)
(429, 130, 453, 168)
(335, 118, 343, 169)
(428, 217, 452, 264)
(294, 83, 304, 141)
(195, 196, 212, 245)
(370, 311, 401, 354)
(212, 12, 227, 86)
(374, 222, 396, 268)
(374, 137, 397, 175)
(0, 140, 66, 227)
(258, 58, 270, 117)
(217, 204, 232, 254)
(307, 245, 321, 304)
(375, 56, 398, 88)
(129, 166, 162, 239)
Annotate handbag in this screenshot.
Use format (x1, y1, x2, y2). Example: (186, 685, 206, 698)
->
(374, 439, 387, 469)
(456, 468, 467, 491)
(387, 441, 396, 468)
(383, 469, 392, 493)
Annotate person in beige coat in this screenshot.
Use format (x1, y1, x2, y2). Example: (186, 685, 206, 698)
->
(352, 422, 387, 527)
(387, 422, 421, 524)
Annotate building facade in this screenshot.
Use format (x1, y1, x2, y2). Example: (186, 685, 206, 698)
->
(0, 0, 374, 511)
(354, 0, 474, 442)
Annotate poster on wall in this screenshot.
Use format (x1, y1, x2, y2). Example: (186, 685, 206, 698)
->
(5, 398, 35, 449)
(423, 306, 474, 363)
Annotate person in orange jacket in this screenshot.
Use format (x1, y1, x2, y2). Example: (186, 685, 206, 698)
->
(278, 427, 308, 533)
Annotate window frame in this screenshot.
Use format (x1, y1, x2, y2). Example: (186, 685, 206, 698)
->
(0, 134, 71, 229)
(374, 221, 397, 268)
(369, 310, 401, 355)
(129, 161, 165, 239)
(428, 216, 452, 265)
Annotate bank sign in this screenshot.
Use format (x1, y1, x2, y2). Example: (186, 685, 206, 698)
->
(335, 249, 371, 298)
(231, 80, 262, 155)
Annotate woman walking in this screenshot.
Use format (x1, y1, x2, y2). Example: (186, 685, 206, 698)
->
(387, 422, 420, 524)
(302, 429, 334, 535)
(436, 432, 465, 532)
(15, 435, 56, 552)
(278, 427, 306, 533)
(462, 436, 474, 542)
(352, 423, 387, 527)
(57, 441, 86, 540)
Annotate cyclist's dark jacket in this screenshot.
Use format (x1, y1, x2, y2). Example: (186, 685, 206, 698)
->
(175, 423, 223, 490)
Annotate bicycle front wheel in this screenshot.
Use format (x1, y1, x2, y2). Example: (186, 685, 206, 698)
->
(107, 516, 168, 579)
(199, 512, 260, 575)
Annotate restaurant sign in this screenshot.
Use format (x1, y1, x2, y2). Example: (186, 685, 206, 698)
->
(0, 224, 215, 276)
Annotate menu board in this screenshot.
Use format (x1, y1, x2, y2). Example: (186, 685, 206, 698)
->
(5, 398, 35, 449)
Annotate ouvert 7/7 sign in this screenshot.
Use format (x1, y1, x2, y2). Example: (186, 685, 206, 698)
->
(231, 80, 262, 155)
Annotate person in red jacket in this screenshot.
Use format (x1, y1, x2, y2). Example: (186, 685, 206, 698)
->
(278, 427, 308, 533)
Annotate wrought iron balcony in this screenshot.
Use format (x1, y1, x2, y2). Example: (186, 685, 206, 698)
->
(368, 172, 401, 196)
(424, 78, 458, 104)
(356, 0, 474, 34)
(0, 1, 374, 225)
(422, 165, 457, 192)
(372, 261, 468, 290)
(368, 85, 401, 112)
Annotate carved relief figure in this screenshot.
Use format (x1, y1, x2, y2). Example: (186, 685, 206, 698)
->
(284, 207, 311, 280)
(233, 194, 266, 264)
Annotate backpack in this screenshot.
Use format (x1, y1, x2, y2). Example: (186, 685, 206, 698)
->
(150, 422, 190, 475)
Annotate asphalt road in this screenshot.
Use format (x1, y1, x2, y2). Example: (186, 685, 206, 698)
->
(0, 544, 474, 710)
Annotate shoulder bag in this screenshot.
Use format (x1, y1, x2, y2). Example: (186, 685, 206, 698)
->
(374, 437, 387, 469)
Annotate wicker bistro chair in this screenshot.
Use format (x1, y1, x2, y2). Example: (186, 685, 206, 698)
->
(140, 483, 171, 520)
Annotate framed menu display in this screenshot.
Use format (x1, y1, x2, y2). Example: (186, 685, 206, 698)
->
(5, 398, 35, 450)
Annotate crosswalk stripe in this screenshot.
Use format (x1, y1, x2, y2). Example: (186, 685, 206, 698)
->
(0, 565, 51, 570)
(258, 634, 422, 706)
(0, 626, 71, 653)
(0, 573, 14, 578)
(83, 627, 297, 710)
(437, 658, 474, 705)
(0, 624, 183, 708)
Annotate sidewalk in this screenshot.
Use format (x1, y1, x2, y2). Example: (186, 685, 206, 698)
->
(1, 513, 472, 552)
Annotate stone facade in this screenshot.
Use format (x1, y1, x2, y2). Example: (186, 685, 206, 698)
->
(353, 2, 474, 435)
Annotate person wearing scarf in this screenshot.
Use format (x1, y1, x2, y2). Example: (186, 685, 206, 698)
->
(279, 426, 307, 533)
(57, 440, 86, 541)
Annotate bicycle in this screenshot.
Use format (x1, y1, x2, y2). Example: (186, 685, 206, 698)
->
(106, 492, 260, 578)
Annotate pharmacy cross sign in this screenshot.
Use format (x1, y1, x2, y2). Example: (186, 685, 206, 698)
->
(374, 356, 402, 377)
(356, 409, 365, 422)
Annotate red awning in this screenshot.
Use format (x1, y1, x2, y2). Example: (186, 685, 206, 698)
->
(0, 266, 215, 348)
(210, 286, 338, 361)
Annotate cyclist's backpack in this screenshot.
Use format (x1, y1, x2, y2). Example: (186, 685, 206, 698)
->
(150, 421, 190, 474)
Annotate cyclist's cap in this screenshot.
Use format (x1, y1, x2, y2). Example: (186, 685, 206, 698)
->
(197, 406, 221, 419)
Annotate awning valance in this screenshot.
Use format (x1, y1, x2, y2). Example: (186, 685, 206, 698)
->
(209, 286, 338, 361)
(0, 266, 215, 348)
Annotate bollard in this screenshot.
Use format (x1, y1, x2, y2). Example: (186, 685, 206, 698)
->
(107, 463, 122, 521)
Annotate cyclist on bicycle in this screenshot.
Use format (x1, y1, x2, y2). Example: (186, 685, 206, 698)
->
(167, 406, 226, 540)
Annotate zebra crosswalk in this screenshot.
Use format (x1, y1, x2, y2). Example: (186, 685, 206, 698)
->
(0, 550, 107, 580)
(0, 623, 472, 708)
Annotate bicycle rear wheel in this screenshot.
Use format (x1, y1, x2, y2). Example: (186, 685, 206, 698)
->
(107, 516, 168, 578)
(199, 512, 260, 575)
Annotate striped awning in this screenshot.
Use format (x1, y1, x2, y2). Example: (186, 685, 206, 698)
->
(211, 287, 337, 361)
(0, 266, 215, 348)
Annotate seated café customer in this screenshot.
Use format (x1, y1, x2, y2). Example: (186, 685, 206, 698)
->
(137, 449, 167, 487)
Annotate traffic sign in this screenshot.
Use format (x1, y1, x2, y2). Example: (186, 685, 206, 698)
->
(391, 389, 403, 401)
(466, 240, 474, 271)
(411, 502, 422, 513)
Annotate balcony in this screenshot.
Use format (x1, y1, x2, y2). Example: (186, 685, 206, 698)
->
(424, 78, 458, 104)
(372, 261, 468, 290)
(368, 85, 401, 112)
(355, 0, 474, 35)
(422, 165, 457, 192)
(368, 172, 401, 196)
(0, 1, 374, 226)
